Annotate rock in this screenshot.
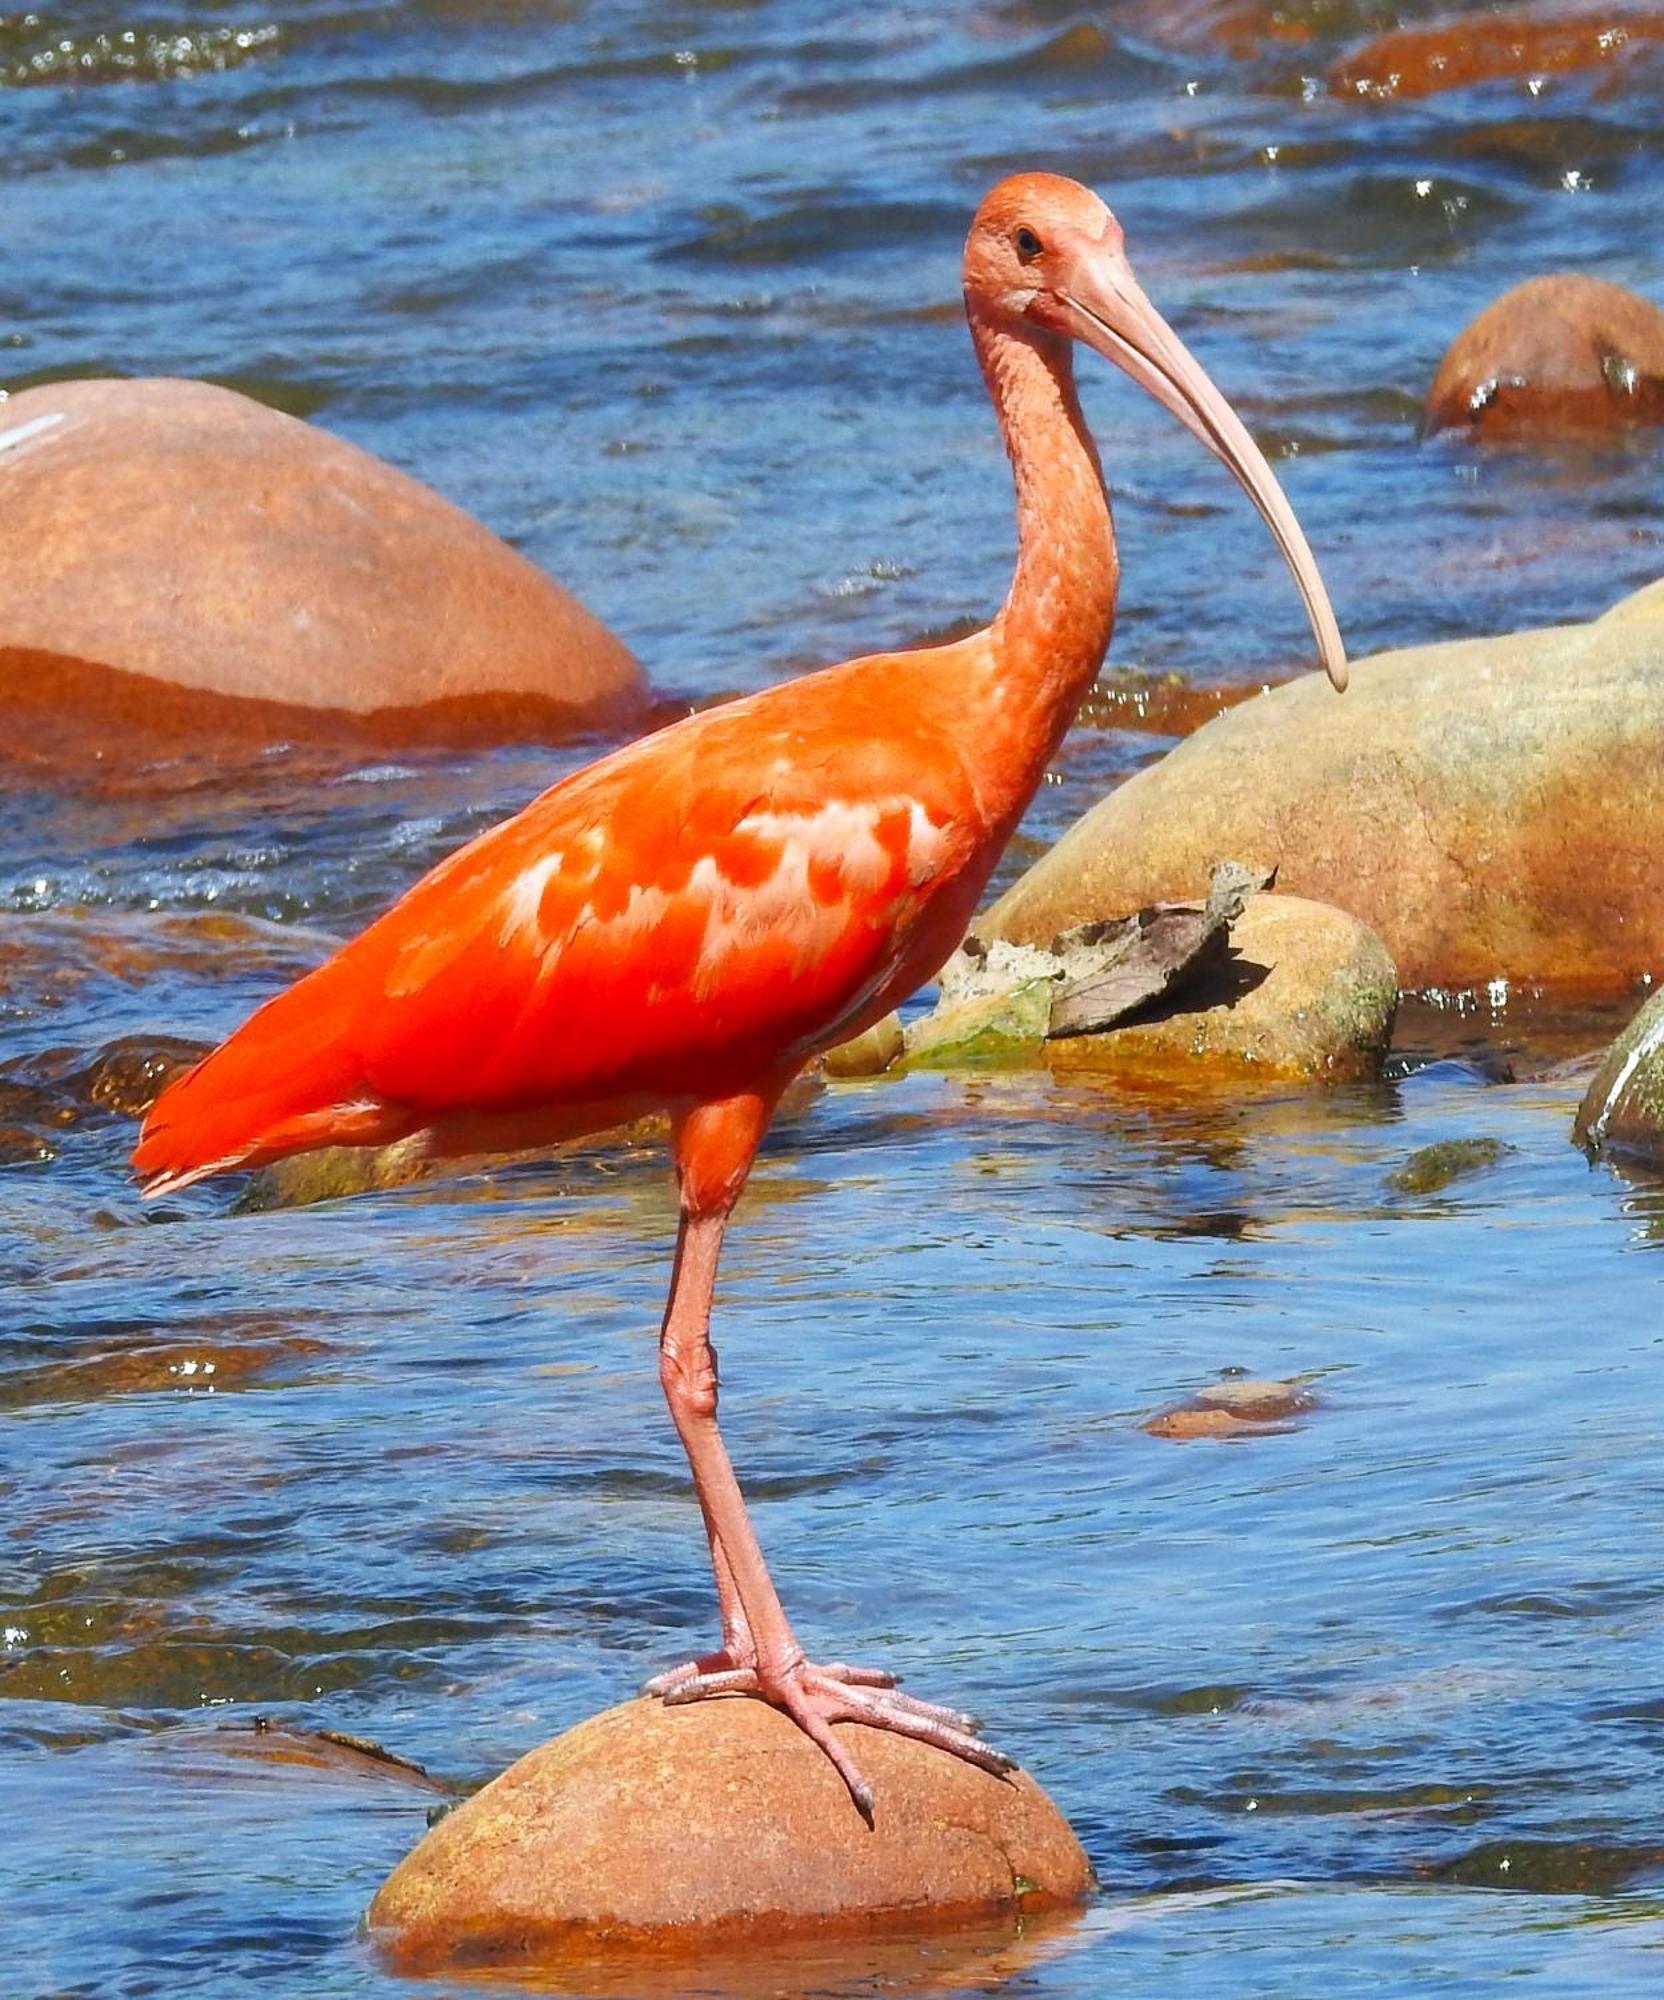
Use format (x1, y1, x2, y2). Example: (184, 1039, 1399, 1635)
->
(820, 1012, 905, 1078)
(211, 1719, 446, 1789)
(1388, 1136, 1510, 1194)
(1332, 7, 1664, 103)
(1573, 986, 1664, 1165)
(63, 1034, 208, 1116)
(0, 911, 340, 1021)
(2, 1330, 330, 1411)
(0, 378, 646, 753)
(233, 1136, 435, 1213)
(0, 1122, 58, 1166)
(903, 949, 1059, 1070)
(1145, 1376, 1315, 1439)
(902, 894, 1267, 1071)
(369, 1696, 1092, 1980)
(0, 1033, 211, 1160)
(986, 579, 1664, 992)
(904, 895, 1394, 1084)
(1050, 897, 1396, 1083)
(1425, 275, 1664, 439)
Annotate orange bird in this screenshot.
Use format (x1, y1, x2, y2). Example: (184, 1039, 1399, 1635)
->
(135, 174, 1346, 1819)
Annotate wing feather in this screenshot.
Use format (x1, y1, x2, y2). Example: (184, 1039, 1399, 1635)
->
(135, 652, 982, 1185)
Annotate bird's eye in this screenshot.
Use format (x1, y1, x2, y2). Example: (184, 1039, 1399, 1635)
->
(1014, 226, 1044, 262)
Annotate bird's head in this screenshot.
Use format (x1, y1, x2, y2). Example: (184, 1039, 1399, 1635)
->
(964, 172, 1347, 692)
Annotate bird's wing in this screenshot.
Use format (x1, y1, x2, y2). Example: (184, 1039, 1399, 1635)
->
(135, 662, 980, 1186)
(355, 680, 977, 1112)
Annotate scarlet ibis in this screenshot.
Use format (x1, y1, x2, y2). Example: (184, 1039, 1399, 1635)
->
(135, 173, 1345, 1820)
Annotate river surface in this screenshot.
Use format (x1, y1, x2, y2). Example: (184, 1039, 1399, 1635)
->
(5, 1, 1664, 1994)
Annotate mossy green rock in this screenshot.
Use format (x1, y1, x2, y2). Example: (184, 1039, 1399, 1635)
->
(903, 976, 1056, 1069)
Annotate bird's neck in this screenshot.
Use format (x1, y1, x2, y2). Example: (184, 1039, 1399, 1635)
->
(970, 310, 1118, 810)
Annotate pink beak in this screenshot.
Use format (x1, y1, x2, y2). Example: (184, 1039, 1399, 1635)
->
(1060, 235, 1348, 693)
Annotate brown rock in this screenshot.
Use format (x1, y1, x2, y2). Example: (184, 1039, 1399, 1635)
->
(369, 1696, 1092, 1981)
(1333, 7, 1664, 103)
(0, 377, 646, 754)
(1145, 1377, 1315, 1438)
(1426, 274, 1664, 438)
(986, 580, 1664, 993)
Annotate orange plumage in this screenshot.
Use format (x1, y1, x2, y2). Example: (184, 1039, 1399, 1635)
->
(134, 651, 990, 1193)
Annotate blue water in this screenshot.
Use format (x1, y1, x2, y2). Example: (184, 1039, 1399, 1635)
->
(5, 1, 1664, 1994)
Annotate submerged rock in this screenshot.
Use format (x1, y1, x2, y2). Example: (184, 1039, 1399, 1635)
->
(986, 579, 1664, 993)
(1573, 986, 1664, 1165)
(0, 1032, 210, 1159)
(369, 1696, 1091, 1978)
(234, 1137, 434, 1213)
(1388, 1136, 1510, 1195)
(1426, 275, 1664, 439)
(1145, 1377, 1315, 1439)
(0, 378, 646, 755)
(1332, 7, 1664, 103)
(0, 1122, 58, 1166)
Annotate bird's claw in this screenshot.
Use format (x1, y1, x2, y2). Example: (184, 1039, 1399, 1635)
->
(640, 1646, 742, 1698)
(645, 1650, 1015, 1814)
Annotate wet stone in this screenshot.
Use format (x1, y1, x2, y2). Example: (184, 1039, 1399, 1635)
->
(911, 895, 1395, 1085)
(0, 1122, 58, 1165)
(68, 1035, 207, 1116)
(369, 1696, 1092, 1978)
(1389, 1137, 1510, 1194)
(820, 1012, 905, 1078)
(0, 377, 647, 753)
(0, 1035, 211, 1157)
(1425, 274, 1664, 440)
(1574, 986, 1664, 1166)
(1145, 1377, 1315, 1439)
(0, 1330, 329, 1412)
(1331, 9, 1664, 103)
(211, 1719, 447, 1789)
(234, 1137, 432, 1213)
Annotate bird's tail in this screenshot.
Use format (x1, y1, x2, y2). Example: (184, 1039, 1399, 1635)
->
(132, 955, 416, 1197)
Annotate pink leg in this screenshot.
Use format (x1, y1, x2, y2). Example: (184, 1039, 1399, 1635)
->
(650, 1192, 1013, 1821)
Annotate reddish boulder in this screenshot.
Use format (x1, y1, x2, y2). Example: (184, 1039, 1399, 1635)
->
(1333, 6, 1664, 102)
(1426, 274, 1664, 438)
(0, 377, 646, 753)
(369, 1696, 1091, 1982)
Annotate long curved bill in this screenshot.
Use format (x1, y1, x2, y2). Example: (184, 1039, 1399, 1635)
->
(1060, 239, 1348, 692)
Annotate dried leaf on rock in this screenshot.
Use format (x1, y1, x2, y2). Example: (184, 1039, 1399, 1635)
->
(1046, 860, 1275, 1039)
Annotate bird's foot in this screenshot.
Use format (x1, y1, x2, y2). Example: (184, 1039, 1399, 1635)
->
(647, 1651, 1015, 1823)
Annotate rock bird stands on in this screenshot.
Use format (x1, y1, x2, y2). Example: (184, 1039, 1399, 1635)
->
(135, 174, 1346, 1821)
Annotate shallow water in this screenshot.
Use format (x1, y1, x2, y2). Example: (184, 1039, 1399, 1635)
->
(5, 1, 1664, 1995)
